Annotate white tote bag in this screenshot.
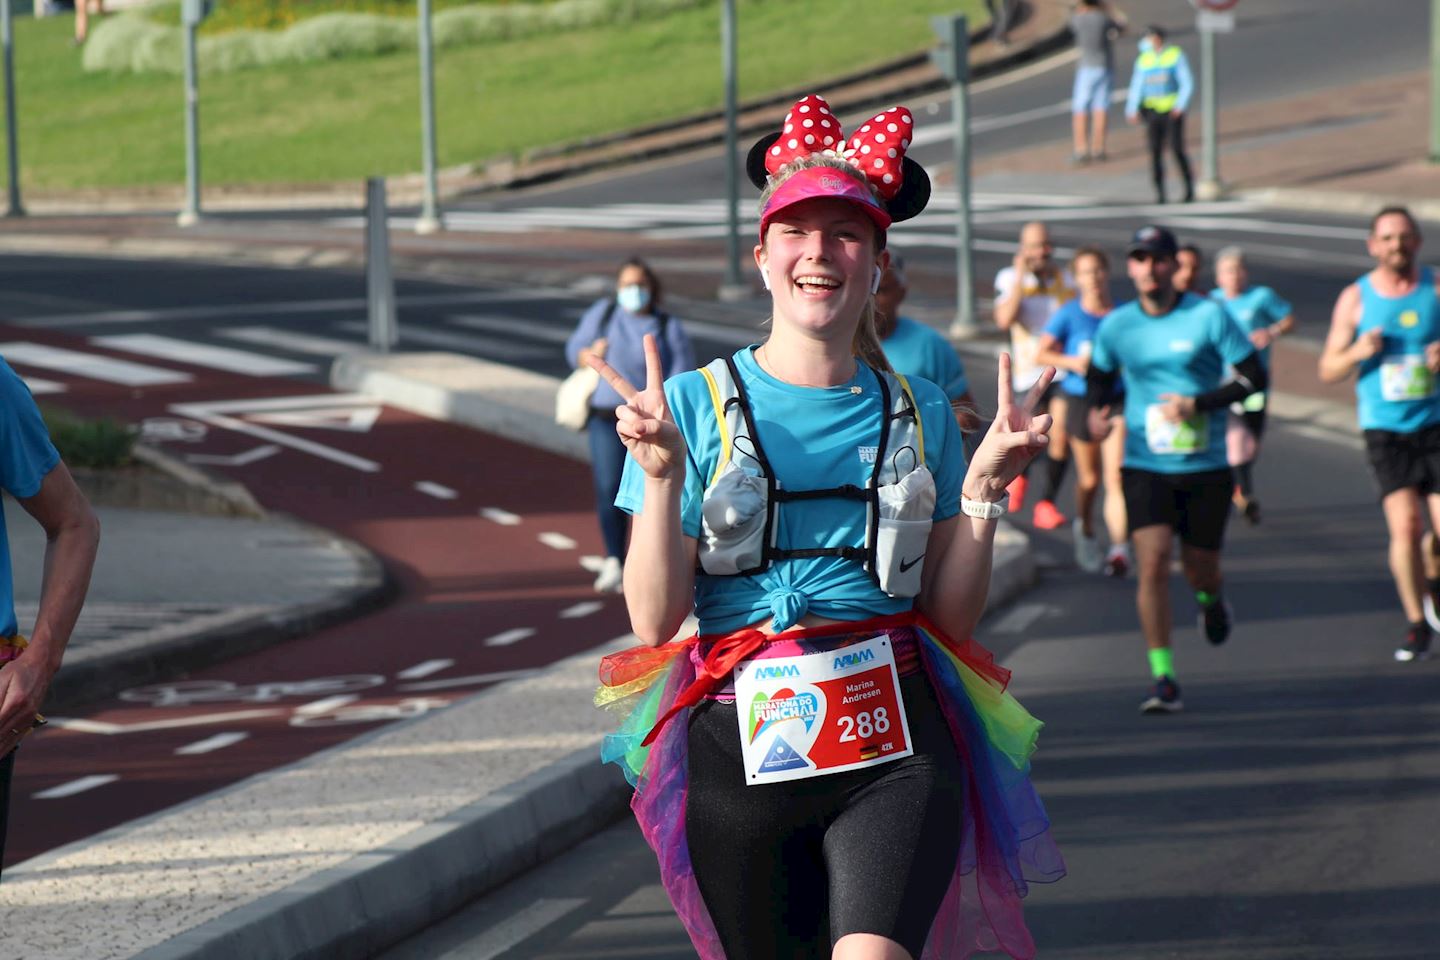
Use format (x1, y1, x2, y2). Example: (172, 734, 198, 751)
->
(554, 364, 600, 431)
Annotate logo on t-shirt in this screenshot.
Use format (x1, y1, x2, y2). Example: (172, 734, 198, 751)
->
(1401, 310, 1420, 329)
(1169, 339, 1194, 353)
(857, 445, 878, 464)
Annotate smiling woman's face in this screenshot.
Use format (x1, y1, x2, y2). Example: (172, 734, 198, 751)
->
(756, 197, 881, 339)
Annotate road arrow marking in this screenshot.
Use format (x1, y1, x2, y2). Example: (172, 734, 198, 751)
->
(185, 444, 282, 467)
(44, 709, 284, 735)
(244, 406, 382, 432)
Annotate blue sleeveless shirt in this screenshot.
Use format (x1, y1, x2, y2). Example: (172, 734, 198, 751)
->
(1355, 267, 1440, 433)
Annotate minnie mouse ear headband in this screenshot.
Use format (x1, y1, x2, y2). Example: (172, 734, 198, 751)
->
(747, 95, 931, 241)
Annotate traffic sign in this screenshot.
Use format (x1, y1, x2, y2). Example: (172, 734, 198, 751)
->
(1192, 0, 1239, 10)
(1197, 10, 1236, 32)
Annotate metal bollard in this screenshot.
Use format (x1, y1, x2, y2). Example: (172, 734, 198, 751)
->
(365, 177, 398, 353)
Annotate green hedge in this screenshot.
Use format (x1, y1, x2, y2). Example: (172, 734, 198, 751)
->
(41, 408, 136, 470)
(84, 0, 709, 75)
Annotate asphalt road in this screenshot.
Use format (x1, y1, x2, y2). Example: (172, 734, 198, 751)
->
(372, 353, 1440, 960)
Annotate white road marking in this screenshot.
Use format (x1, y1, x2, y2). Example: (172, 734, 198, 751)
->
(396, 659, 455, 680)
(483, 628, 536, 648)
(398, 668, 539, 692)
(1284, 422, 1365, 451)
(458, 898, 588, 960)
(20, 376, 65, 395)
(91, 333, 316, 376)
(174, 732, 249, 756)
(538, 532, 577, 551)
(293, 694, 361, 716)
(44, 709, 284, 735)
(334, 320, 550, 361)
(414, 481, 458, 500)
(33, 775, 120, 800)
(989, 602, 1049, 635)
(446, 314, 573, 344)
(170, 399, 382, 473)
(0, 341, 192, 386)
(185, 444, 282, 467)
(245, 405, 382, 433)
(219, 326, 365, 356)
(181, 392, 378, 414)
(481, 507, 522, 526)
(578, 555, 606, 573)
(559, 601, 604, 619)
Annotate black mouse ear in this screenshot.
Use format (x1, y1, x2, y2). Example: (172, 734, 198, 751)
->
(884, 158, 930, 223)
(746, 133, 782, 190)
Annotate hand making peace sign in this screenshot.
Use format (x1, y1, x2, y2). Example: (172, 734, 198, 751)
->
(586, 333, 687, 481)
(963, 353, 1056, 502)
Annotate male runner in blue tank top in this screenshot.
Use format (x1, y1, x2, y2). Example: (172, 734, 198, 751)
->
(1319, 206, 1440, 663)
(1086, 226, 1266, 713)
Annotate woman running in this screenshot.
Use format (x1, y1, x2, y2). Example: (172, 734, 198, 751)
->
(590, 95, 1064, 960)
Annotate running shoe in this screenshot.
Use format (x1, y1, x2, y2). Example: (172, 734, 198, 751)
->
(1073, 520, 1104, 573)
(1423, 593, 1440, 635)
(1007, 474, 1029, 513)
(1196, 591, 1233, 646)
(1395, 625, 1432, 663)
(1032, 499, 1066, 530)
(1242, 499, 1262, 525)
(1140, 675, 1183, 714)
(592, 556, 624, 594)
(1103, 544, 1130, 578)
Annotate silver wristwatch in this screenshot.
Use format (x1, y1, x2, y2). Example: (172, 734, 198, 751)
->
(960, 493, 1009, 520)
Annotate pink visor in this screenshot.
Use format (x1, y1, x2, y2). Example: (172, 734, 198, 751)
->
(758, 166, 892, 240)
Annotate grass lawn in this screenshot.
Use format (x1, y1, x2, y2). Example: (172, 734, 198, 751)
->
(11, 0, 986, 190)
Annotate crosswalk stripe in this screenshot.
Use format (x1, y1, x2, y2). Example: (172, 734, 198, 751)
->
(483, 628, 536, 647)
(20, 376, 66, 395)
(0, 341, 192, 386)
(175, 732, 249, 756)
(92, 333, 316, 376)
(446, 314, 573, 344)
(34, 775, 120, 799)
(334, 320, 550, 361)
(219, 326, 365, 357)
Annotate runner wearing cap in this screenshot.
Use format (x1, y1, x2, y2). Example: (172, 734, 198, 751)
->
(590, 95, 1064, 959)
(1210, 246, 1296, 524)
(1319, 206, 1440, 663)
(1087, 225, 1267, 713)
(993, 221, 1077, 529)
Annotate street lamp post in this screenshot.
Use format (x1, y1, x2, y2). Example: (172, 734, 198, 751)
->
(1432, 0, 1440, 161)
(415, 0, 443, 235)
(1, 0, 23, 217)
(717, 0, 748, 302)
(930, 15, 975, 337)
(178, 0, 211, 227)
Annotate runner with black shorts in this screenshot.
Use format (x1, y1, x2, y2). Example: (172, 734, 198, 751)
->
(1086, 226, 1267, 713)
(1319, 206, 1440, 662)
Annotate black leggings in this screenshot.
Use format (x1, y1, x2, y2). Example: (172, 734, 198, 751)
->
(1143, 107, 1193, 200)
(0, 748, 14, 881)
(684, 673, 964, 960)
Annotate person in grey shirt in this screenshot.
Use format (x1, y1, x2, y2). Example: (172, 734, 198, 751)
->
(1070, 0, 1127, 163)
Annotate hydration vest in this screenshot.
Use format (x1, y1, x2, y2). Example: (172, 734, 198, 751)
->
(1137, 45, 1183, 112)
(695, 355, 936, 598)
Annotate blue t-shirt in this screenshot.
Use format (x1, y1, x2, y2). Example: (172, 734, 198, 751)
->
(1092, 293, 1255, 474)
(615, 346, 965, 634)
(1043, 300, 1108, 397)
(1354, 267, 1440, 433)
(1209, 286, 1292, 371)
(882, 316, 969, 401)
(0, 358, 61, 638)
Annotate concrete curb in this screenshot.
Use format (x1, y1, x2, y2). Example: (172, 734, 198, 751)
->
(1235, 187, 1440, 226)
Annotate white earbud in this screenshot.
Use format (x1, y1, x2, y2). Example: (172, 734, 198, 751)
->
(761, 270, 772, 291)
(871, 265, 883, 295)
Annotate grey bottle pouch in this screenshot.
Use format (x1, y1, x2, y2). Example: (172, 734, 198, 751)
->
(699, 460, 769, 576)
(873, 464, 935, 597)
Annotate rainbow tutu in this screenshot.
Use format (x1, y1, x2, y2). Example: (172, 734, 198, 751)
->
(596, 612, 1065, 960)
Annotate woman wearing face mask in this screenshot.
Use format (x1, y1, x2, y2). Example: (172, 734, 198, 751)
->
(589, 96, 1065, 960)
(565, 258, 695, 593)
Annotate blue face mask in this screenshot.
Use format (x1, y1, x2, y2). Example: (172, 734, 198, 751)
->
(617, 284, 651, 313)
(1139, 37, 1154, 53)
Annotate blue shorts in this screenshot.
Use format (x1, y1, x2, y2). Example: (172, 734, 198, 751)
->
(1072, 65, 1112, 114)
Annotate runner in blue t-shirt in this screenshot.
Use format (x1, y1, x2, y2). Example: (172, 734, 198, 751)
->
(1319, 206, 1440, 663)
(1210, 246, 1296, 524)
(585, 101, 1065, 958)
(0, 358, 100, 878)
(1036, 245, 1130, 577)
(1086, 226, 1267, 714)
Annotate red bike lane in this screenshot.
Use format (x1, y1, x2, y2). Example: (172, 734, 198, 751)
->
(3, 326, 632, 867)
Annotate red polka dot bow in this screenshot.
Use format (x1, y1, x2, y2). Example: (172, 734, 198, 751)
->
(764, 95, 914, 200)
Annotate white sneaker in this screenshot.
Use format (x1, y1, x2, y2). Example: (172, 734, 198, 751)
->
(592, 556, 623, 594)
(1072, 519, 1103, 573)
(1103, 543, 1131, 579)
(1424, 593, 1440, 635)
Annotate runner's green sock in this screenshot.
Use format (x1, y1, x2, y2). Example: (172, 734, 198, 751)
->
(1195, 589, 1220, 609)
(1148, 647, 1175, 680)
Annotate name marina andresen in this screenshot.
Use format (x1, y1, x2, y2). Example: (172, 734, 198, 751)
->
(841, 679, 883, 704)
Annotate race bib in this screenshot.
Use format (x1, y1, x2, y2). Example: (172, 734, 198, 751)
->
(733, 635, 912, 786)
(1146, 403, 1209, 455)
(1380, 355, 1435, 402)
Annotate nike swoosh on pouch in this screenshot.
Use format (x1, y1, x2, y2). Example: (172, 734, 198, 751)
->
(899, 555, 924, 573)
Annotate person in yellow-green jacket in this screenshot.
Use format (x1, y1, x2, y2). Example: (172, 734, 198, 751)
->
(1126, 24, 1195, 204)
